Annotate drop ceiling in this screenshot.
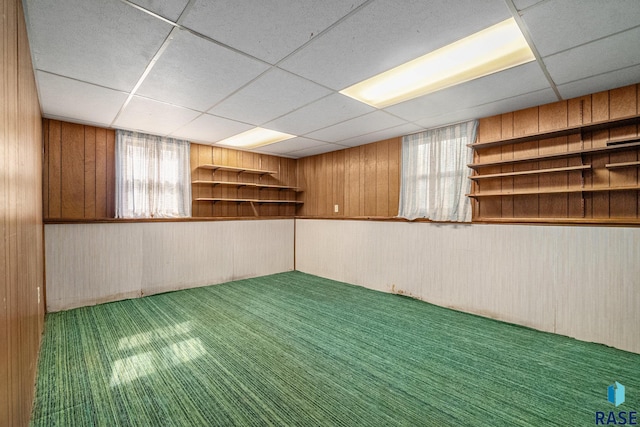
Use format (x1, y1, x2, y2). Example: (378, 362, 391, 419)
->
(23, 0, 640, 158)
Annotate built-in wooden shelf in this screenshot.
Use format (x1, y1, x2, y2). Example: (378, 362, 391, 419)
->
(468, 114, 640, 150)
(198, 164, 278, 175)
(605, 161, 640, 170)
(468, 165, 591, 180)
(606, 136, 640, 146)
(196, 197, 303, 204)
(192, 180, 301, 191)
(467, 185, 640, 198)
(469, 141, 640, 169)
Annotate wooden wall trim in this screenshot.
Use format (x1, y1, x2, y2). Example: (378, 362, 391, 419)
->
(44, 216, 296, 224)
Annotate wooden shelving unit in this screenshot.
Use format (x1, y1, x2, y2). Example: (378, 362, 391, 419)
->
(605, 161, 640, 170)
(469, 101, 640, 223)
(467, 185, 640, 198)
(468, 165, 591, 180)
(193, 164, 302, 216)
(468, 114, 640, 150)
(198, 164, 278, 175)
(468, 140, 640, 169)
(192, 180, 301, 191)
(196, 198, 303, 204)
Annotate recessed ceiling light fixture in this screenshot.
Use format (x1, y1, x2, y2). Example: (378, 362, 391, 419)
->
(216, 127, 296, 149)
(340, 18, 535, 108)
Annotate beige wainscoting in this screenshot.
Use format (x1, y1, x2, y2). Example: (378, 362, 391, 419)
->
(45, 219, 295, 311)
(295, 219, 640, 354)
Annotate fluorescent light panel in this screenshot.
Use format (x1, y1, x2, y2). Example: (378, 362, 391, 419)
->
(340, 18, 535, 108)
(217, 127, 296, 148)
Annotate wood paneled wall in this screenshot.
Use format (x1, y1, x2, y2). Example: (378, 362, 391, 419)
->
(297, 138, 401, 217)
(474, 84, 640, 222)
(190, 143, 299, 217)
(42, 126, 301, 220)
(1, 0, 45, 424)
(43, 119, 115, 220)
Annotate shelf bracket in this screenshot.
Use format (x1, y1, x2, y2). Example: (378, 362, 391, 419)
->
(249, 201, 259, 217)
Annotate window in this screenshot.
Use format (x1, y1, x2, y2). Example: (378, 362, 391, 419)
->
(398, 120, 477, 222)
(115, 130, 191, 218)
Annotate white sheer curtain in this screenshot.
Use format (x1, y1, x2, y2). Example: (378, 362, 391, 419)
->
(398, 120, 477, 222)
(115, 130, 191, 218)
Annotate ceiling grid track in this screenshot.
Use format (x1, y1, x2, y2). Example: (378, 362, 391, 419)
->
(504, 0, 563, 101)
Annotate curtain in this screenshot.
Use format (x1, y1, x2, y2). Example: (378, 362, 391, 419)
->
(116, 130, 191, 218)
(398, 120, 477, 222)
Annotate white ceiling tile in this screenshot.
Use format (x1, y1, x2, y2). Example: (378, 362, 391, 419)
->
(385, 62, 550, 122)
(181, 0, 368, 64)
(114, 96, 201, 136)
(24, 0, 172, 91)
(136, 30, 269, 112)
(37, 72, 128, 127)
(288, 142, 347, 159)
(255, 137, 328, 156)
(264, 93, 375, 136)
(338, 123, 423, 147)
(543, 26, 640, 85)
(170, 113, 254, 144)
(129, 0, 190, 22)
(557, 65, 640, 100)
(208, 68, 331, 126)
(522, 0, 640, 57)
(306, 111, 408, 143)
(23, 2, 640, 152)
(414, 88, 558, 129)
(511, 0, 545, 10)
(279, 0, 510, 89)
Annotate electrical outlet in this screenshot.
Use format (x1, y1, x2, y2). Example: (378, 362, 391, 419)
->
(334, 204, 339, 213)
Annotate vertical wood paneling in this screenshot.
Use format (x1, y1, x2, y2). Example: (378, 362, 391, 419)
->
(43, 120, 116, 220)
(333, 150, 345, 216)
(1, 1, 45, 424)
(476, 115, 502, 218)
(95, 128, 107, 217)
(538, 100, 568, 218)
(106, 129, 115, 218)
(47, 120, 62, 218)
(61, 122, 85, 218)
(388, 138, 400, 217)
(297, 138, 402, 217)
(500, 113, 514, 218)
(513, 108, 539, 218)
(376, 140, 389, 216)
(346, 147, 360, 216)
(42, 120, 49, 217)
(84, 126, 96, 217)
(364, 143, 377, 216)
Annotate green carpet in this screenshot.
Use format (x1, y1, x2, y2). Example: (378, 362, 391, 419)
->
(32, 271, 639, 426)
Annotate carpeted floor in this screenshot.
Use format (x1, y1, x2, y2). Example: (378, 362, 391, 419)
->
(31, 271, 639, 426)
